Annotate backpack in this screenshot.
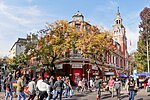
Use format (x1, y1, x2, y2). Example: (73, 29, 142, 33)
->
(114, 83, 120, 89)
(94, 79, 102, 88)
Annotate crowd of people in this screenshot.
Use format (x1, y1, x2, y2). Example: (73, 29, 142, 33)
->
(3, 73, 74, 100)
(3, 71, 150, 100)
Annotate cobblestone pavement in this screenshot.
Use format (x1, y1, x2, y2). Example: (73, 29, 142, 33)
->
(0, 89, 150, 100)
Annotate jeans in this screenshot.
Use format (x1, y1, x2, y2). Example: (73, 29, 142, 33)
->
(109, 86, 114, 97)
(64, 86, 70, 97)
(28, 94, 36, 100)
(5, 90, 13, 100)
(17, 92, 26, 100)
(116, 88, 120, 99)
(53, 90, 62, 100)
(39, 91, 48, 100)
(129, 90, 135, 100)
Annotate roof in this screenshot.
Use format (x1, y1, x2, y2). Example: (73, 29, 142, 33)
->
(9, 38, 27, 51)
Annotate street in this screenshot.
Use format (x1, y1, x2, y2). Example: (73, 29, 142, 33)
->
(0, 89, 150, 100)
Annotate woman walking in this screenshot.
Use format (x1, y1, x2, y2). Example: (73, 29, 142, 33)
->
(128, 78, 136, 100)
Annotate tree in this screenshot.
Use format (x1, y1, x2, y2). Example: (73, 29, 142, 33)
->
(135, 7, 150, 72)
(34, 20, 114, 76)
(8, 53, 27, 70)
(36, 20, 79, 75)
(75, 25, 114, 71)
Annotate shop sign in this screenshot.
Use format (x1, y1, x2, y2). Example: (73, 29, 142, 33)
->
(72, 64, 82, 68)
(92, 64, 98, 70)
(56, 64, 63, 69)
(93, 72, 99, 75)
(74, 73, 80, 76)
(105, 72, 114, 75)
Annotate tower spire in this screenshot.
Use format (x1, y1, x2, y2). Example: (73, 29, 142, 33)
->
(114, 7, 122, 25)
(116, 6, 121, 18)
(117, 7, 120, 15)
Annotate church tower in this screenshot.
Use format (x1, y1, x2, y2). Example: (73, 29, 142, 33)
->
(112, 7, 127, 56)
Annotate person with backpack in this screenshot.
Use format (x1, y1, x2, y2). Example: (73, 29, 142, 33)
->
(94, 76, 102, 100)
(5, 75, 13, 100)
(114, 77, 122, 100)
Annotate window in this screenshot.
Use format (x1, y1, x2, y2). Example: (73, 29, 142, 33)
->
(116, 20, 118, 24)
(120, 59, 122, 67)
(75, 24, 80, 30)
(116, 57, 118, 65)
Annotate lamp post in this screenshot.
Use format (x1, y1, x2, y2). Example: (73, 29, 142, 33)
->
(139, 19, 150, 73)
(87, 69, 91, 90)
(146, 27, 149, 73)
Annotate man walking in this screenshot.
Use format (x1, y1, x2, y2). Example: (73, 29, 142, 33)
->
(28, 78, 36, 100)
(94, 76, 102, 100)
(53, 76, 64, 100)
(17, 74, 26, 100)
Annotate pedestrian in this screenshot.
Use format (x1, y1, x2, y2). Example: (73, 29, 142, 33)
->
(46, 76, 55, 100)
(136, 77, 140, 89)
(108, 76, 114, 97)
(27, 78, 36, 100)
(114, 77, 122, 100)
(146, 77, 150, 93)
(128, 77, 136, 100)
(17, 74, 26, 100)
(125, 78, 129, 93)
(81, 78, 86, 92)
(64, 77, 72, 98)
(5, 75, 13, 100)
(77, 79, 82, 92)
(36, 74, 48, 100)
(90, 78, 94, 89)
(53, 76, 64, 100)
(94, 76, 102, 100)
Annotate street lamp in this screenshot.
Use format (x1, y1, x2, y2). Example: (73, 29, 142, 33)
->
(139, 19, 150, 73)
(87, 69, 91, 90)
(146, 19, 150, 73)
(146, 25, 149, 73)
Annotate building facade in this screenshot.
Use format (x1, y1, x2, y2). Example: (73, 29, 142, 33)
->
(8, 38, 26, 59)
(55, 9, 129, 83)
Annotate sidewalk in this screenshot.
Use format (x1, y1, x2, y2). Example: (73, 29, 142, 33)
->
(0, 88, 149, 100)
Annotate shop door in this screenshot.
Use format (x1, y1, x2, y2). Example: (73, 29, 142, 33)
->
(72, 69, 82, 85)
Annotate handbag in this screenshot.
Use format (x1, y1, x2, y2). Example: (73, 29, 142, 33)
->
(146, 86, 150, 92)
(36, 87, 40, 96)
(70, 89, 74, 96)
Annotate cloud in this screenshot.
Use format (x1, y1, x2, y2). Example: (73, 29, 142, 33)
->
(0, 1, 52, 56)
(126, 27, 139, 54)
(0, 2, 42, 26)
(122, 11, 141, 54)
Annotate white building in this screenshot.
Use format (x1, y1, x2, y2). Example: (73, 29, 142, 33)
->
(8, 38, 26, 59)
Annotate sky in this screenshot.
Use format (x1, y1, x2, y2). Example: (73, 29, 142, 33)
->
(0, 0, 150, 57)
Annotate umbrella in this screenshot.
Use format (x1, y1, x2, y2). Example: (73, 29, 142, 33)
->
(135, 72, 150, 76)
(119, 73, 128, 78)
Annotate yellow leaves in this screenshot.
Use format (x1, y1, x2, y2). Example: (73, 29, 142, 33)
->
(36, 20, 114, 64)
